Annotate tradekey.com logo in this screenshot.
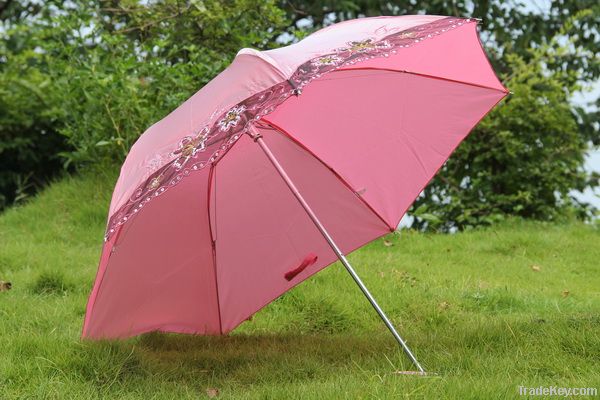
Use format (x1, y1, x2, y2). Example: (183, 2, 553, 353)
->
(518, 386, 597, 397)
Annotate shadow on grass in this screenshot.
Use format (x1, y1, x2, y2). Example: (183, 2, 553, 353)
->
(74, 331, 402, 389)
(67, 314, 600, 393)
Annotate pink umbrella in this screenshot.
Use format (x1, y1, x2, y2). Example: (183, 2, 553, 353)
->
(82, 15, 508, 372)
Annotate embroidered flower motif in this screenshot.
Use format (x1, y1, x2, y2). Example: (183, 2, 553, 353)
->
(218, 105, 246, 132)
(337, 38, 392, 54)
(343, 38, 375, 52)
(312, 54, 343, 67)
(180, 144, 195, 157)
(172, 127, 210, 170)
(148, 175, 162, 190)
(397, 31, 417, 39)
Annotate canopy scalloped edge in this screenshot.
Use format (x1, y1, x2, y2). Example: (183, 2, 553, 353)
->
(104, 16, 477, 242)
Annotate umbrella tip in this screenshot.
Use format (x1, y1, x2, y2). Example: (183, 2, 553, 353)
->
(393, 370, 437, 376)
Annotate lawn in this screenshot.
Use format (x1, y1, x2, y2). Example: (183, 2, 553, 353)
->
(0, 171, 598, 399)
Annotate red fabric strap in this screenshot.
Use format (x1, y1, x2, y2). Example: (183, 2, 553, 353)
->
(284, 253, 318, 281)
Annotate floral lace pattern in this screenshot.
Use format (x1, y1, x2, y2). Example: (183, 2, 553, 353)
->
(104, 16, 475, 241)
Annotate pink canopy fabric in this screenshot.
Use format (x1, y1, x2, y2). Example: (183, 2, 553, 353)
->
(83, 15, 507, 339)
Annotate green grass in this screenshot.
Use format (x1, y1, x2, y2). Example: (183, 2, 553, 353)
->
(0, 171, 599, 399)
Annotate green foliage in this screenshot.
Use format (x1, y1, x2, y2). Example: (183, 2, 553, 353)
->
(0, 18, 67, 209)
(47, 0, 287, 166)
(0, 0, 286, 206)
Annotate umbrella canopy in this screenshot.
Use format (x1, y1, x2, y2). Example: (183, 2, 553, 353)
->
(83, 15, 507, 343)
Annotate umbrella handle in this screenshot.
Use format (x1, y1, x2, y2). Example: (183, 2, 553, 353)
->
(248, 126, 425, 373)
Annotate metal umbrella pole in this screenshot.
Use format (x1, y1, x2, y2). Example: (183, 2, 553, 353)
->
(249, 128, 425, 373)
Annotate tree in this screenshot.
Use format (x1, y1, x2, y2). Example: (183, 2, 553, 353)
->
(0, 0, 287, 209)
(0, 0, 68, 209)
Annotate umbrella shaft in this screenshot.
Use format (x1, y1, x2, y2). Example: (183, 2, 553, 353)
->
(253, 133, 425, 373)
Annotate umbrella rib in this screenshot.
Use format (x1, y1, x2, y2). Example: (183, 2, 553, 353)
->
(330, 66, 509, 94)
(207, 164, 223, 334)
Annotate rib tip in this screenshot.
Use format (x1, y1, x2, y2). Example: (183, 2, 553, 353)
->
(394, 370, 435, 376)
